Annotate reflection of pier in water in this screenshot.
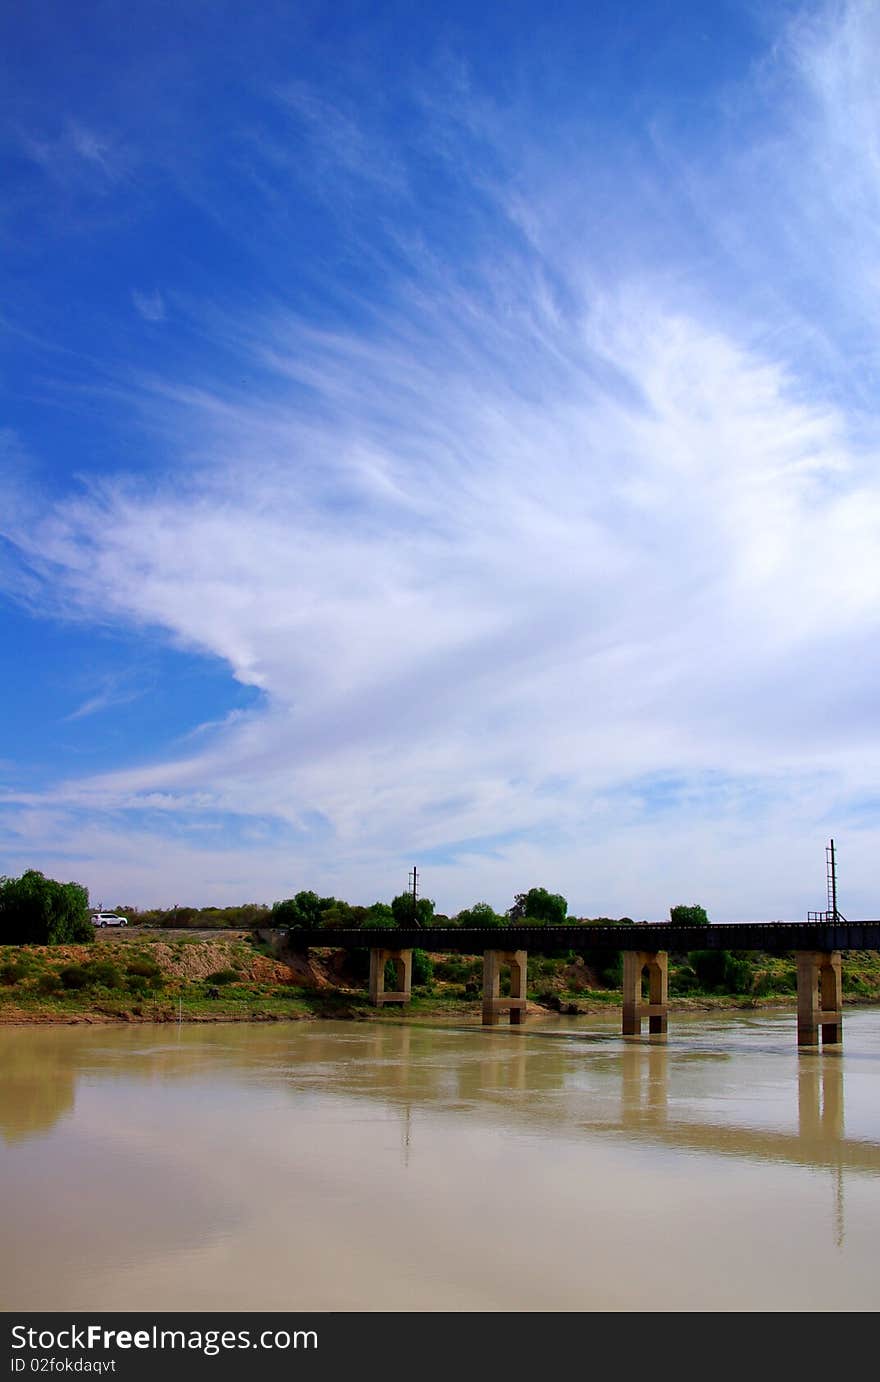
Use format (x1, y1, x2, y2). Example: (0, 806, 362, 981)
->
(369, 1028, 862, 1248)
(340, 1025, 876, 1192)
(610, 1044, 857, 1172)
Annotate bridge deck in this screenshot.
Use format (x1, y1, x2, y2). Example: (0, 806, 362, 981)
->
(280, 921, 880, 955)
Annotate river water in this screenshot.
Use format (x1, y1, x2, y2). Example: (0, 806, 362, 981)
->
(3, 1010, 880, 1312)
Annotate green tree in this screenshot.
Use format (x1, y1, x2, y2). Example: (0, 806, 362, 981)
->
(361, 902, 396, 930)
(271, 890, 336, 928)
(293, 891, 325, 924)
(390, 893, 435, 927)
(271, 898, 306, 928)
(455, 901, 504, 928)
(670, 903, 710, 926)
(318, 901, 353, 929)
(0, 870, 92, 944)
(509, 887, 568, 925)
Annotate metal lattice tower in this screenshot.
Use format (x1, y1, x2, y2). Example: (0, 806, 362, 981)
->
(827, 839, 838, 920)
(808, 838, 846, 923)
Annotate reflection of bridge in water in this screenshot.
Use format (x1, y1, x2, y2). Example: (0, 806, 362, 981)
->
(355, 1024, 865, 1249)
(277, 920, 880, 1047)
(344, 1026, 875, 1175)
(3, 1017, 874, 1254)
(6, 1022, 875, 1180)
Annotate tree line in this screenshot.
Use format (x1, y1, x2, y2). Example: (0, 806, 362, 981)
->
(0, 869, 711, 944)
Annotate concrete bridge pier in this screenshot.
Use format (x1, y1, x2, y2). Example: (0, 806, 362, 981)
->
(368, 948, 413, 1006)
(482, 949, 528, 1026)
(622, 951, 668, 1037)
(796, 950, 842, 1046)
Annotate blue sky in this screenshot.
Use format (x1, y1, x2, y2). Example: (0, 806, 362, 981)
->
(3, 0, 880, 917)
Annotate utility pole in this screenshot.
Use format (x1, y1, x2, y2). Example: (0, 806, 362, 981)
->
(408, 866, 420, 927)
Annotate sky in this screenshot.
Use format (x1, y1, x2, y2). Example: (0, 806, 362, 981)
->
(2, 0, 880, 919)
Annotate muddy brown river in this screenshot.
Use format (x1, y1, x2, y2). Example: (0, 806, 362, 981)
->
(3, 1010, 880, 1312)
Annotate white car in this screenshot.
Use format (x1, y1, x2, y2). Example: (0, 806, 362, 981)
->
(91, 912, 129, 927)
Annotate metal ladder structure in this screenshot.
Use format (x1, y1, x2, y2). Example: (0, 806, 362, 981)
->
(808, 838, 847, 923)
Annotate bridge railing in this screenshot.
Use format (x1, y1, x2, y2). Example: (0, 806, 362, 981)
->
(271, 920, 880, 955)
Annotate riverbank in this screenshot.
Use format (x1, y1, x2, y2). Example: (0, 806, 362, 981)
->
(3, 931, 880, 1024)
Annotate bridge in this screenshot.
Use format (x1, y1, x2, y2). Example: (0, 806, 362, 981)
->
(275, 920, 880, 1048)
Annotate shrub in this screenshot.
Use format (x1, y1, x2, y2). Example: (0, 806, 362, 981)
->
(670, 963, 699, 995)
(36, 972, 62, 994)
(433, 958, 466, 983)
(0, 960, 31, 986)
(88, 961, 122, 989)
(724, 953, 753, 994)
(571, 948, 623, 987)
(147, 903, 269, 929)
(205, 969, 238, 985)
(688, 949, 725, 989)
(843, 970, 870, 994)
(412, 949, 433, 986)
(161, 906, 199, 928)
(124, 957, 164, 992)
(126, 958, 162, 979)
(59, 965, 91, 990)
(688, 949, 753, 993)
(594, 951, 623, 987)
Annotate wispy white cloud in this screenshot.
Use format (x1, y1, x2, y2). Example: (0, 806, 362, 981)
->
(19, 119, 124, 186)
(271, 82, 408, 193)
(68, 122, 116, 175)
(8, 280, 879, 907)
(131, 290, 166, 324)
(4, 1, 880, 914)
(64, 682, 145, 722)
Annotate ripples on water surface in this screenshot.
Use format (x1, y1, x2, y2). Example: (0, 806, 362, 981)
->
(3, 1010, 880, 1311)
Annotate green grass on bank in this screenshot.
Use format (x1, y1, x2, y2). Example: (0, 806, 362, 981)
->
(2, 936, 880, 1023)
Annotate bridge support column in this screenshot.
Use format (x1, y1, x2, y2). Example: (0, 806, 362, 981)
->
(368, 948, 413, 1006)
(796, 950, 842, 1047)
(622, 951, 668, 1037)
(482, 949, 528, 1026)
